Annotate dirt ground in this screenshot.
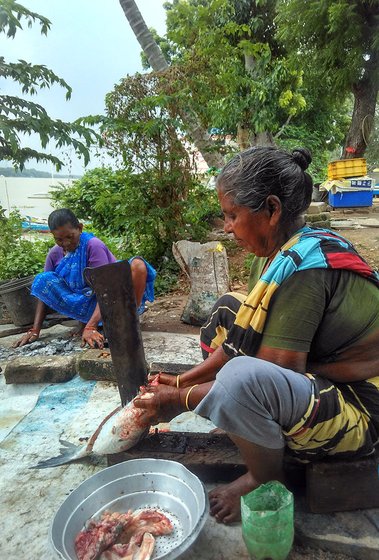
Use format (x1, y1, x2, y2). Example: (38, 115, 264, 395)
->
(142, 213, 379, 335)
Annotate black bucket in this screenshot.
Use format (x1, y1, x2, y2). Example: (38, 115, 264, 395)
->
(0, 276, 37, 326)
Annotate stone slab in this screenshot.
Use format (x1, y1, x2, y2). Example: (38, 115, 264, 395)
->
(294, 498, 379, 560)
(0, 323, 73, 349)
(78, 331, 202, 381)
(307, 202, 328, 214)
(77, 349, 114, 381)
(310, 220, 331, 228)
(4, 354, 78, 384)
(331, 220, 360, 230)
(306, 212, 331, 223)
(0, 323, 29, 338)
(354, 217, 379, 228)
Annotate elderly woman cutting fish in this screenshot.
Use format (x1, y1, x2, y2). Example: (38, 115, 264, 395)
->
(134, 146, 379, 525)
(14, 208, 156, 350)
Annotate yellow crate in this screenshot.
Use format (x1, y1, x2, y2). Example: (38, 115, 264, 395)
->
(327, 158, 367, 180)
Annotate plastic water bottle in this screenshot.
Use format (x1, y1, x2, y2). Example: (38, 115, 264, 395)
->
(241, 481, 294, 560)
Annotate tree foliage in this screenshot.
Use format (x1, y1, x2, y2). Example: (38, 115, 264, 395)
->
(0, 0, 99, 169)
(51, 71, 220, 263)
(161, 0, 306, 148)
(276, 0, 379, 158)
(133, 0, 351, 175)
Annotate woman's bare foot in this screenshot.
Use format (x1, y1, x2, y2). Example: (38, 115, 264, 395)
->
(209, 472, 257, 524)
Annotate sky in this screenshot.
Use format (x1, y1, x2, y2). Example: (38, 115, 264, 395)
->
(2, 0, 167, 175)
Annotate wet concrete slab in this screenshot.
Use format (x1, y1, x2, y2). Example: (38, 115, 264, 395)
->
(0, 329, 377, 559)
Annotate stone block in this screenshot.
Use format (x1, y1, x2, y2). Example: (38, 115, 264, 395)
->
(295, 497, 379, 560)
(311, 220, 331, 228)
(0, 323, 28, 338)
(78, 332, 202, 382)
(307, 202, 328, 214)
(4, 354, 78, 384)
(306, 452, 379, 513)
(305, 212, 331, 223)
(78, 349, 115, 381)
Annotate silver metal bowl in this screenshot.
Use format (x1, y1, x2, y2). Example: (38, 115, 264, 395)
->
(50, 458, 209, 559)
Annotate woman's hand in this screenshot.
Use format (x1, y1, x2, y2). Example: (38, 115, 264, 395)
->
(147, 372, 177, 387)
(133, 383, 183, 425)
(12, 328, 40, 348)
(81, 327, 104, 349)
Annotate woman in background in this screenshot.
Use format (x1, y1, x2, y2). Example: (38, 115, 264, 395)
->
(14, 208, 156, 349)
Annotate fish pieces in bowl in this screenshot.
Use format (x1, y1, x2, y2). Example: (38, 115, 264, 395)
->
(50, 458, 209, 560)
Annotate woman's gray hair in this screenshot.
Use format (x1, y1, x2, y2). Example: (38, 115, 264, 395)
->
(216, 146, 313, 224)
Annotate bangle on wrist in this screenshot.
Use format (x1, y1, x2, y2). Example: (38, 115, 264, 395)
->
(176, 375, 180, 389)
(27, 328, 39, 336)
(185, 384, 199, 411)
(84, 326, 98, 333)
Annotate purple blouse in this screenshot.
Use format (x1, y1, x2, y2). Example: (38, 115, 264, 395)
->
(44, 237, 117, 272)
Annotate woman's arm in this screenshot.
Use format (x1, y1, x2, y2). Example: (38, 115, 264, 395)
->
(256, 345, 308, 373)
(157, 346, 230, 388)
(134, 381, 214, 424)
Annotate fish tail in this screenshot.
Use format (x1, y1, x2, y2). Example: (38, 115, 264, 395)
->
(31, 442, 88, 469)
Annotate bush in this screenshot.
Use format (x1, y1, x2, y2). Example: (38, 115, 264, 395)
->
(0, 238, 53, 281)
(51, 167, 220, 271)
(0, 206, 54, 281)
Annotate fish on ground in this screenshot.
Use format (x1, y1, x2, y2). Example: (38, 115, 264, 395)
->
(32, 382, 157, 469)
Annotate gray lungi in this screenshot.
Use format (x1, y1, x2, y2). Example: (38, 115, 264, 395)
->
(195, 356, 313, 449)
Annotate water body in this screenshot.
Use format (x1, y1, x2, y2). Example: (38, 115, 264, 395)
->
(0, 177, 73, 220)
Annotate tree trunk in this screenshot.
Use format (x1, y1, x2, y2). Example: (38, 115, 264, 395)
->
(119, 0, 224, 169)
(239, 52, 275, 150)
(236, 124, 250, 150)
(343, 52, 379, 159)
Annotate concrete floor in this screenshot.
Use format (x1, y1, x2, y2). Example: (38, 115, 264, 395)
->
(0, 325, 378, 559)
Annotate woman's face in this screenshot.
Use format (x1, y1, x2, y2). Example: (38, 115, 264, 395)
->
(51, 223, 83, 253)
(217, 188, 281, 257)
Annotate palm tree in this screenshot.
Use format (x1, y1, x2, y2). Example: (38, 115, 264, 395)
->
(119, 0, 224, 169)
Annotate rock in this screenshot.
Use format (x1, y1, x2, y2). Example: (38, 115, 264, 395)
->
(0, 324, 73, 349)
(295, 498, 379, 560)
(78, 332, 202, 381)
(354, 218, 379, 228)
(307, 202, 328, 214)
(305, 212, 331, 223)
(4, 354, 78, 384)
(310, 221, 331, 229)
(0, 323, 29, 338)
(77, 349, 115, 381)
(330, 220, 357, 230)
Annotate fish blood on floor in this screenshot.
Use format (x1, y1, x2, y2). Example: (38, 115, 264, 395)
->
(75, 509, 174, 560)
